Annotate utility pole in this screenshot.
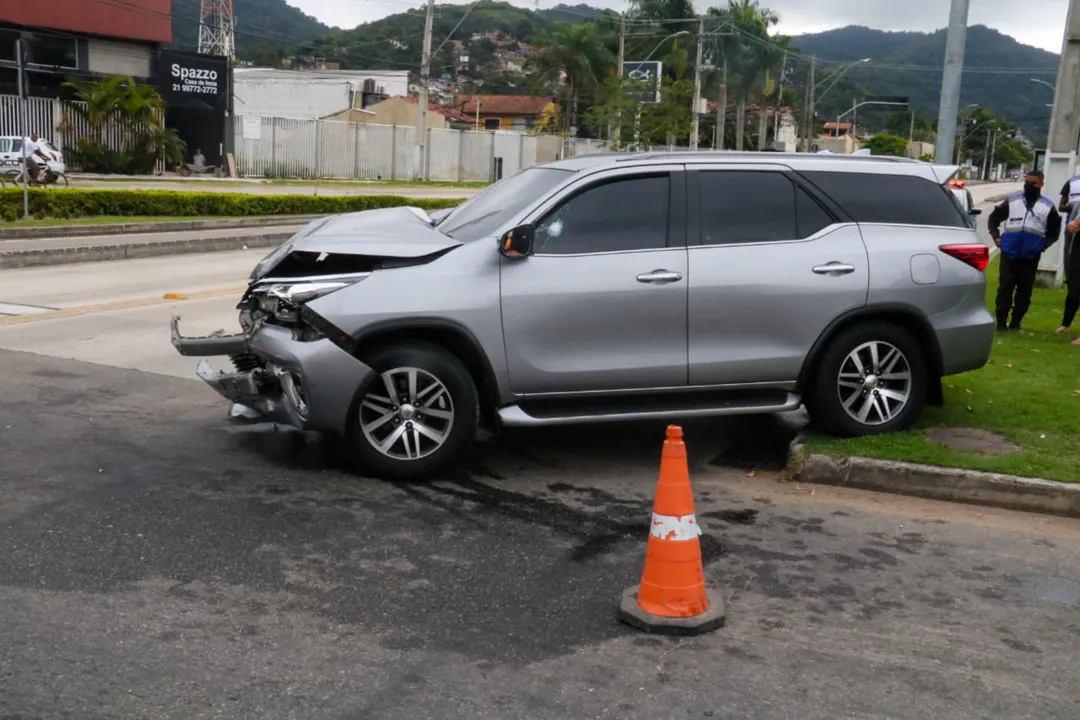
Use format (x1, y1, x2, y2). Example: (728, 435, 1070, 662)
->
(984, 128, 997, 180)
(715, 59, 727, 149)
(802, 56, 816, 151)
(933, 0, 970, 165)
(416, 0, 435, 181)
(908, 111, 916, 157)
(689, 16, 704, 151)
(1040, 0, 1080, 287)
(16, 38, 29, 219)
(613, 13, 626, 150)
(772, 51, 788, 148)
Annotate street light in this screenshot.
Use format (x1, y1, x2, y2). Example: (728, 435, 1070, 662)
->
(642, 30, 690, 62)
(1031, 78, 1055, 108)
(815, 58, 870, 105)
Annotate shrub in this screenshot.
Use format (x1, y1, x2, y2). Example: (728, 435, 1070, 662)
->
(0, 188, 463, 222)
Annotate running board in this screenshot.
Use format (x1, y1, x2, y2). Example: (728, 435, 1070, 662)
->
(497, 391, 802, 427)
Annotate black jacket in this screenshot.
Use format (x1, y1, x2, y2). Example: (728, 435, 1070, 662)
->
(987, 193, 1061, 250)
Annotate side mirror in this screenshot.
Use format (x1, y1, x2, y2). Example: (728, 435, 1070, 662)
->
(970, 208, 982, 216)
(499, 225, 534, 258)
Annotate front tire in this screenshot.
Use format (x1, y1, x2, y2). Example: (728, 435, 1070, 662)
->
(348, 342, 479, 480)
(807, 322, 927, 438)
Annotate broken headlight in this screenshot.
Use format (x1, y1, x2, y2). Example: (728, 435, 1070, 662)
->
(264, 277, 368, 304)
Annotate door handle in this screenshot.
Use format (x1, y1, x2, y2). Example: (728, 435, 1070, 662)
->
(636, 269, 683, 284)
(812, 262, 856, 275)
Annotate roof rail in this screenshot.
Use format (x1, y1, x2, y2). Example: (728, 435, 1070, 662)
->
(613, 151, 923, 164)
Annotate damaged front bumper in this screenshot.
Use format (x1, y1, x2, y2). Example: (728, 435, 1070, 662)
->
(171, 316, 373, 434)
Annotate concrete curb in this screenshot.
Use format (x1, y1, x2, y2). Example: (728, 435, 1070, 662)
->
(0, 216, 320, 240)
(787, 434, 1080, 519)
(0, 231, 291, 269)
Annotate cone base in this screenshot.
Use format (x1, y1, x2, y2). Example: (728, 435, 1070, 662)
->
(617, 586, 726, 636)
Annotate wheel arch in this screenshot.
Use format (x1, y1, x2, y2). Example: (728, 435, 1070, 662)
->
(797, 304, 944, 406)
(351, 318, 502, 429)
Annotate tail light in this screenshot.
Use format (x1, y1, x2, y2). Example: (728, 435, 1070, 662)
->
(940, 244, 989, 272)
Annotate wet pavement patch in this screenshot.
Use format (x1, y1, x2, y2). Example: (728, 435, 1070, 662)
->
(1009, 574, 1080, 607)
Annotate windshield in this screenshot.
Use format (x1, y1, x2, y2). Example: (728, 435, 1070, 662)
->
(438, 166, 574, 242)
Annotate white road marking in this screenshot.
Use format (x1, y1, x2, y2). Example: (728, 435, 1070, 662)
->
(0, 302, 55, 316)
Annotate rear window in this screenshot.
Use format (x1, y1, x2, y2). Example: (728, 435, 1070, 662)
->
(800, 171, 968, 229)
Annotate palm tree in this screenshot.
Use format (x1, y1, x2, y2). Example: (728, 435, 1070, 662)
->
(529, 22, 615, 132)
(708, 0, 784, 149)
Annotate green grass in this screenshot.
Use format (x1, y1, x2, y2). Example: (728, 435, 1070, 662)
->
(0, 215, 247, 228)
(804, 256, 1080, 482)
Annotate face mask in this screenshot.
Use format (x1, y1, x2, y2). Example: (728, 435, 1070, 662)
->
(1024, 182, 1040, 197)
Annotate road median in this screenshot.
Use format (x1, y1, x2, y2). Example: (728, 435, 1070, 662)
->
(0, 215, 322, 240)
(0, 230, 293, 269)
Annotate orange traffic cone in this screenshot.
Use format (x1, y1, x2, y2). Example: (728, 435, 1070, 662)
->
(618, 425, 725, 635)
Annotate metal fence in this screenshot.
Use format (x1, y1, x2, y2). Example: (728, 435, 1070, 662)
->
(234, 114, 605, 181)
(0, 94, 163, 172)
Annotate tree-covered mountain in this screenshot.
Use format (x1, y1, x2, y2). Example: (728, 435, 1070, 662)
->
(789, 25, 1058, 140)
(170, 0, 332, 55)
(184, 1, 1060, 141)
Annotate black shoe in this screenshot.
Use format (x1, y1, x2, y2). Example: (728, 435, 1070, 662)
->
(1009, 323, 1022, 331)
(997, 324, 1008, 332)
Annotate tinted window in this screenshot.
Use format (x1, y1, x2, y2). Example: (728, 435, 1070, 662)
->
(534, 174, 669, 254)
(796, 186, 835, 238)
(802, 171, 967, 228)
(698, 171, 834, 244)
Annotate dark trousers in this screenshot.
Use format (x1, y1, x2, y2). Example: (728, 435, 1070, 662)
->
(1063, 234, 1080, 326)
(996, 254, 1040, 329)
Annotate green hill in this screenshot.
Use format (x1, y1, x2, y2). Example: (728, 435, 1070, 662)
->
(790, 25, 1058, 139)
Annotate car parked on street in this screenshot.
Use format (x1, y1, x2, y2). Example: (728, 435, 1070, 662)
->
(173, 152, 995, 479)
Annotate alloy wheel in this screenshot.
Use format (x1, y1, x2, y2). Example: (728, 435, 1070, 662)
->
(359, 366, 455, 460)
(836, 341, 912, 426)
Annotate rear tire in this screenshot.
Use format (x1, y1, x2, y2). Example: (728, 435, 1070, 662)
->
(807, 322, 927, 438)
(348, 342, 478, 480)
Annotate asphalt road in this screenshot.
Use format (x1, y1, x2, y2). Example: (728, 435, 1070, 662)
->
(3, 349, 1080, 719)
(6, 179, 1080, 718)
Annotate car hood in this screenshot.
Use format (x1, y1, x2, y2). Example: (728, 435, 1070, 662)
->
(291, 206, 460, 256)
(252, 206, 462, 280)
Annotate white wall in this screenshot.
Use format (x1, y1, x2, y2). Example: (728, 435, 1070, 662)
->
(87, 39, 151, 79)
(234, 78, 353, 119)
(233, 70, 410, 120)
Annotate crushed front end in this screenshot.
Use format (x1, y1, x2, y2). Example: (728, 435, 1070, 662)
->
(171, 251, 379, 434)
(171, 206, 463, 433)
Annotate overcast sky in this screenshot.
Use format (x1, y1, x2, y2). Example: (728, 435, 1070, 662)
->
(287, 0, 1069, 53)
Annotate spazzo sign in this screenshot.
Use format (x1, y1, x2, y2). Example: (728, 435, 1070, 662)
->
(171, 64, 219, 96)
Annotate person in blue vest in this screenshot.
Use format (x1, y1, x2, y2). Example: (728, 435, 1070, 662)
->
(987, 169, 1062, 331)
(1055, 173, 1080, 343)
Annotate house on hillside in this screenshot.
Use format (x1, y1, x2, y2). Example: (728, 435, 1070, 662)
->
(455, 95, 555, 131)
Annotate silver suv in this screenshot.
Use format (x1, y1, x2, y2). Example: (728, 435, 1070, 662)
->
(173, 152, 995, 478)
